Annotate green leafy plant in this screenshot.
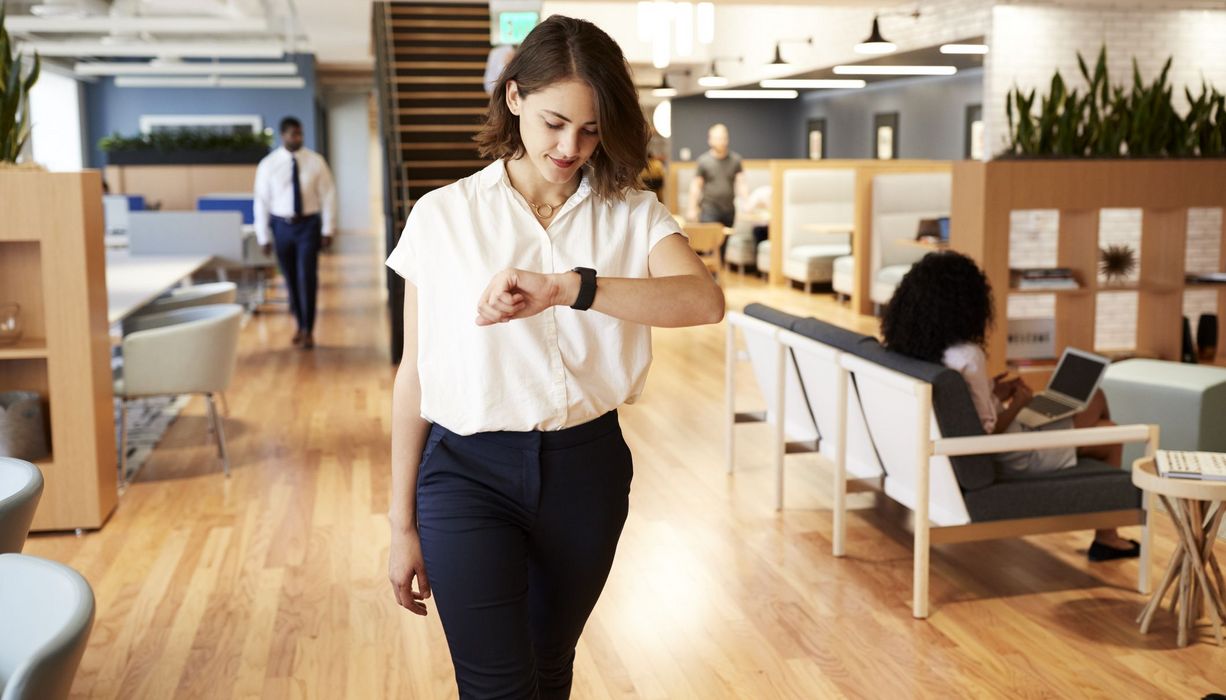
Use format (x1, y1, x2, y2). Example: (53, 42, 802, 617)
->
(98, 129, 272, 154)
(1004, 45, 1226, 159)
(0, 2, 41, 163)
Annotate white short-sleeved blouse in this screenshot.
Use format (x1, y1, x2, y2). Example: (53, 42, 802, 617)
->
(386, 158, 682, 436)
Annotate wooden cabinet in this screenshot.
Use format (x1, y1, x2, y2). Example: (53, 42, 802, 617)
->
(0, 171, 117, 531)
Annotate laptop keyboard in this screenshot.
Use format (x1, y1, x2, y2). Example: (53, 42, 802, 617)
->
(1027, 394, 1075, 417)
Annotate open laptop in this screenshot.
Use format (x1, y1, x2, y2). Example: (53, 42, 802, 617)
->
(1016, 347, 1111, 429)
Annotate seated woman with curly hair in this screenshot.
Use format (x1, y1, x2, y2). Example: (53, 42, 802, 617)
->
(880, 251, 1139, 562)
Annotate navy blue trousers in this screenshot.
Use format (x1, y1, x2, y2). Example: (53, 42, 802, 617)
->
(270, 214, 321, 333)
(417, 411, 633, 700)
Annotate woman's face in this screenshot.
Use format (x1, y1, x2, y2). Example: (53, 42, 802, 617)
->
(506, 78, 601, 185)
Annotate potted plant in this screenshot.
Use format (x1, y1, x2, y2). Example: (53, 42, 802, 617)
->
(1003, 46, 1226, 159)
(0, 2, 41, 168)
(99, 128, 273, 165)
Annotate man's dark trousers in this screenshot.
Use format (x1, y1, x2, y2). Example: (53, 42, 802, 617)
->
(271, 214, 321, 333)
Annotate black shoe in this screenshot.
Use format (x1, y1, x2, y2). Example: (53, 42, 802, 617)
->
(1088, 539, 1140, 562)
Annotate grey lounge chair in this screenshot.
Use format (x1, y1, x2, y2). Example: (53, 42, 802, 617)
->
(0, 553, 95, 700)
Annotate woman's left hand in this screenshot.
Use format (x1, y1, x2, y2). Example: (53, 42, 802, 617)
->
(475, 268, 570, 326)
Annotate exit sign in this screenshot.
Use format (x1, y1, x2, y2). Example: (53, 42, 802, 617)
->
(498, 11, 538, 44)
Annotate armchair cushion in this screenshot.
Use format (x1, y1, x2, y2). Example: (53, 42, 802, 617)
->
(962, 457, 1140, 522)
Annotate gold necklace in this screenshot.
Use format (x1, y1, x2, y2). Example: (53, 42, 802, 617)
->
(525, 197, 565, 219)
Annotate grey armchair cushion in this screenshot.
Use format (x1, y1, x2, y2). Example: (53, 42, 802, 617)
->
(962, 457, 1140, 522)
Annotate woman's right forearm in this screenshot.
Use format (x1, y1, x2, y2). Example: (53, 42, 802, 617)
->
(390, 363, 431, 533)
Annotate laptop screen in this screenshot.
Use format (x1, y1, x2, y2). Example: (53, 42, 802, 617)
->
(1049, 352, 1107, 401)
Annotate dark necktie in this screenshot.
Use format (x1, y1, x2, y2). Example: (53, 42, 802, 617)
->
(291, 154, 303, 218)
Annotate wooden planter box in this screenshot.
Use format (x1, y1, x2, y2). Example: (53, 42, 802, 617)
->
(0, 170, 116, 531)
(951, 159, 1226, 375)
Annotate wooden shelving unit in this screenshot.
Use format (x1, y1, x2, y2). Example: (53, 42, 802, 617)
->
(0, 171, 116, 531)
(952, 160, 1226, 376)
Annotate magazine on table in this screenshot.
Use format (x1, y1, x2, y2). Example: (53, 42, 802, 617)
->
(1155, 450, 1226, 481)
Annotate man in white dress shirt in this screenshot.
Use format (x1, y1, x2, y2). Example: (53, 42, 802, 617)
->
(255, 116, 337, 349)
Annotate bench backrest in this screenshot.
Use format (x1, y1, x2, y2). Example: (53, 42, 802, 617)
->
(732, 309, 819, 444)
(871, 172, 951, 270)
(782, 169, 855, 251)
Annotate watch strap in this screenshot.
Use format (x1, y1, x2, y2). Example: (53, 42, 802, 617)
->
(570, 267, 597, 311)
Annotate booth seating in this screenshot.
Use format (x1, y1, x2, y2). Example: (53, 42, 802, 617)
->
(756, 240, 771, 278)
(723, 218, 758, 273)
(832, 172, 951, 306)
(726, 303, 1156, 618)
(780, 169, 854, 289)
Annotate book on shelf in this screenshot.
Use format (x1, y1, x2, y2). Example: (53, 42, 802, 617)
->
(1010, 267, 1080, 291)
(1155, 450, 1226, 481)
(1186, 272, 1226, 284)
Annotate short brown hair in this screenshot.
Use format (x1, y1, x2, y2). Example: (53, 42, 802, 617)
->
(476, 15, 648, 199)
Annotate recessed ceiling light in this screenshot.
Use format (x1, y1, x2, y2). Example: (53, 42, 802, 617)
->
(759, 79, 866, 89)
(833, 65, 957, 76)
(705, 89, 798, 99)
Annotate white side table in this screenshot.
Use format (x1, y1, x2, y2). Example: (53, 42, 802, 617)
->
(1133, 457, 1226, 647)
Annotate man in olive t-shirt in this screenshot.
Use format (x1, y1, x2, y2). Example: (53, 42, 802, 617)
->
(686, 123, 748, 261)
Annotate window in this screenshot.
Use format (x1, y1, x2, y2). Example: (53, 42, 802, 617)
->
(29, 69, 84, 172)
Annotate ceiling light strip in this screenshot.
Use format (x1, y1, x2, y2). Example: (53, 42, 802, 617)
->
(832, 65, 957, 76)
(76, 61, 298, 76)
(760, 79, 866, 89)
(705, 89, 798, 100)
(940, 44, 989, 55)
(20, 41, 285, 59)
(115, 76, 305, 89)
(6, 16, 270, 34)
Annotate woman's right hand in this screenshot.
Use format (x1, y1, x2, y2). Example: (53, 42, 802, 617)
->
(389, 526, 431, 616)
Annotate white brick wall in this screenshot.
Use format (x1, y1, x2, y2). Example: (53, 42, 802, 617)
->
(1006, 205, 1222, 352)
(1096, 291, 1138, 351)
(985, 5, 1226, 158)
(1187, 208, 1223, 274)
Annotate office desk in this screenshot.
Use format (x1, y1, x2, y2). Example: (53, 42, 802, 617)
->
(106, 251, 212, 324)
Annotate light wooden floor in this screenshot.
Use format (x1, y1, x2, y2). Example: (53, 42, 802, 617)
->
(26, 232, 1226, 699)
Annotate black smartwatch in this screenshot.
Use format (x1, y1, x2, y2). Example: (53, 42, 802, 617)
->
(570, 267, 597, 311)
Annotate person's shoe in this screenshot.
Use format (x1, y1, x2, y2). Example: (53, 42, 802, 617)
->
(292, 330, 304, 346)
(300, 334, 314, 350)
(1088, 539, 1141, 562)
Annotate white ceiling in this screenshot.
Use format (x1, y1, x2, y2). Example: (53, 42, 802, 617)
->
(9, 1, 1224, 67)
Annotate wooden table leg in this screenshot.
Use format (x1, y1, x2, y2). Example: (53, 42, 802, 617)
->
(1139, 546, 1184, 631)
(1200, 502, 1226, 625)
(1174, 499, 1224, 645)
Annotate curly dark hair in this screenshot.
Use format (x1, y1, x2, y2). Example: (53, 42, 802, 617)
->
(880, 251, 995, 363)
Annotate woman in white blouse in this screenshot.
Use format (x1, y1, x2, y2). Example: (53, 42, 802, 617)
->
(385, 16, 724, 699)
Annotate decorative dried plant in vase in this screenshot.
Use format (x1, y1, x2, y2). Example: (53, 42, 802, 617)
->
(1099, 244, 1137, 284)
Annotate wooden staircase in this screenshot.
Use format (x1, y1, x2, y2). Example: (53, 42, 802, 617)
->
(373, 1, 492, 361)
